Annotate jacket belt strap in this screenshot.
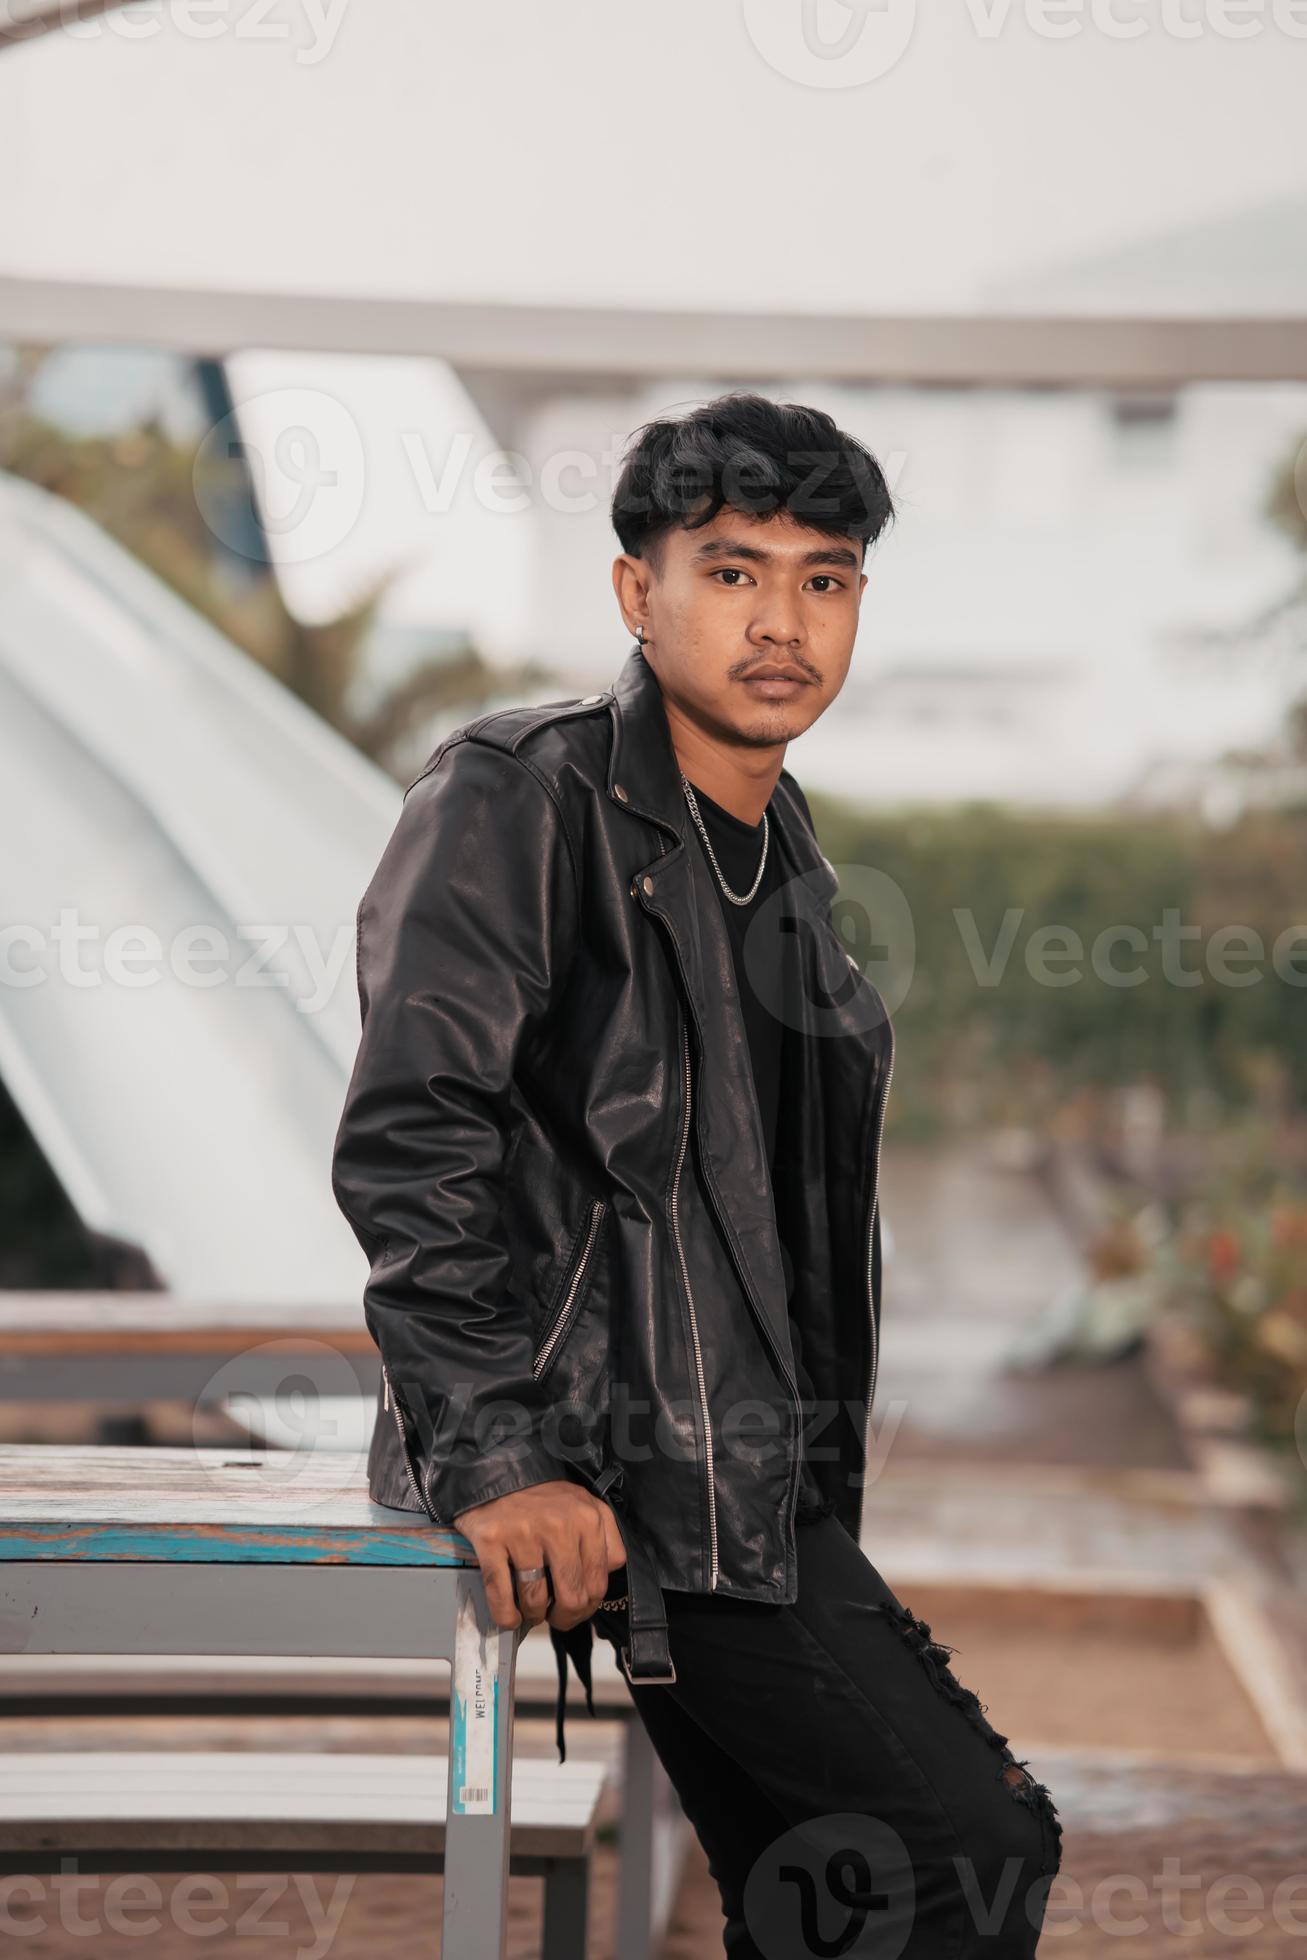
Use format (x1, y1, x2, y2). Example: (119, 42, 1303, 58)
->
(588, 1460, 675, 1685)
(544, 1504, 674, 1767)
(616, 1525, 675, 1685)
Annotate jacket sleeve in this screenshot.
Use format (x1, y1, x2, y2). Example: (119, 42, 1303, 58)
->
(331, 733, 582, 1522)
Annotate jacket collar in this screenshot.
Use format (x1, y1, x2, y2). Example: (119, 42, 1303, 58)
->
(606, 641, 692, 844)
(606, 642, 839, 901)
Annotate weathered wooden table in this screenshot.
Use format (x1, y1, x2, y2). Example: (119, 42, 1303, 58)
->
(0, 1444, 520, 1958)
(0, 1292, 380, 1401)
(0, 1297, 690, 1958)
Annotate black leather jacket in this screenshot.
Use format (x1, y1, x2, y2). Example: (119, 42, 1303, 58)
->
(331, 644, 894, 1684)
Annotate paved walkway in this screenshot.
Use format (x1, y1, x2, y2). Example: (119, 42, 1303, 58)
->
(877, 1135, 1191, 1472)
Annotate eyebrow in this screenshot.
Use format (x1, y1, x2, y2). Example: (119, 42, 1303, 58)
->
(689, 536, 862, 572)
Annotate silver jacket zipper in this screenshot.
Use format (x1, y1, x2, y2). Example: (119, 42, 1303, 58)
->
(532, 1198, 607, 1381)
(862, 1017, 896, 1423)
(671, 1015, 720, 1589)
(381, 1362, 445, 1524)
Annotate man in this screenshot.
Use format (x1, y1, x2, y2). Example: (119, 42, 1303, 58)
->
(331, 393, 1062, 1955)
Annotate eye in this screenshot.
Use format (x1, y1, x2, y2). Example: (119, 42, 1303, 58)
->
(712, 568, 755, 587)
(809, 576, 843, 593)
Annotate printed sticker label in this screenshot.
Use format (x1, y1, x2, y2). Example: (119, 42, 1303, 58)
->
(451, 1589, 498, 1815)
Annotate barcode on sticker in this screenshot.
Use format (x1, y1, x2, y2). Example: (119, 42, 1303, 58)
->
(451, 1591, 499, 1816)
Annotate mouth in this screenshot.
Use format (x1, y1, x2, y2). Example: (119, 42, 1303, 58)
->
(740, 669, 811, 697)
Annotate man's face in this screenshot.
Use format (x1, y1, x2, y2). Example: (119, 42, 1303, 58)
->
(618, 507, 866, 751)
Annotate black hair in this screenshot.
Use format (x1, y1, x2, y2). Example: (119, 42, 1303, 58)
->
(611, 390, 895, 574)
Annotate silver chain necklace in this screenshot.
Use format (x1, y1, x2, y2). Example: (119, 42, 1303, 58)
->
(681, 774, 769, 906)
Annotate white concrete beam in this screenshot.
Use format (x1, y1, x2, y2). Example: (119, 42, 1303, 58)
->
(1, 275, 1305, 385)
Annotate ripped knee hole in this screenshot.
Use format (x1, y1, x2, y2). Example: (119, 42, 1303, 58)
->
(873, 1596, 1064, 1857)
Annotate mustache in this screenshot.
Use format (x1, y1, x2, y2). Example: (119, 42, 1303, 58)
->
(734, 661, 819, 683)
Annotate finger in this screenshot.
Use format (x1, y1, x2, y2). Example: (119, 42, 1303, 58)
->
(544, 1536, 589, 1629)
(598, 1500, 626, 1570)
(514, 1568, 552, 1627)
(477, 1542, 520, 1632)
(579, 1506, 609, 1610)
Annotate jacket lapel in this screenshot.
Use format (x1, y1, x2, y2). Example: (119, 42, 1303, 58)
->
(605, 645, 846, 1373)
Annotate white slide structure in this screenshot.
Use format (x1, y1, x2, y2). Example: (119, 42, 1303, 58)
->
(0, 471, 401, 1305)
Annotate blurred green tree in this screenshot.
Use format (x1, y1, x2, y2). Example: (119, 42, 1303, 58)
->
(0, 345, 554, 782)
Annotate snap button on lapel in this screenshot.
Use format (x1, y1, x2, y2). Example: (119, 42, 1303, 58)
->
(613, 783, 629, 802)
(641, 875, 654, 895)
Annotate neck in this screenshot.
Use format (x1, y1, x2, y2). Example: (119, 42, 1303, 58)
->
(661, 707, 785, 829)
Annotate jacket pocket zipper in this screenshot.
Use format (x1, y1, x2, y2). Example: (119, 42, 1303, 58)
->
(532, 1198, 607, 1382)
(381, 1362, 446, 1524)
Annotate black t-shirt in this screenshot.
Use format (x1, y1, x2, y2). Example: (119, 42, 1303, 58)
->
(684, 778, 832, 1522)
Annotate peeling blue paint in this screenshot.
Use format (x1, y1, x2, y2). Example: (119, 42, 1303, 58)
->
(0, 1526, 477, 1567)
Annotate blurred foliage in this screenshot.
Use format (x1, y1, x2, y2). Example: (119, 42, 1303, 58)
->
(1156, 1115, 1307, 1464)
(807, 791, 1307, 1139)
(1256, 431, 1307, 756)
(0, 348, 549, 782)
(1265, 429, 1307, 555)
(1175, 427, 1307, 762)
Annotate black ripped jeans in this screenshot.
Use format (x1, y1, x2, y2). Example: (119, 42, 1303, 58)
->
(593, 1513, 1063, 1958)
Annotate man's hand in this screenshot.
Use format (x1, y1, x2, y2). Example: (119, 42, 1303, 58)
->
(453, 1480, 626, 1632)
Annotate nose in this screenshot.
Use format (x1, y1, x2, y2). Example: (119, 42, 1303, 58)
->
(750, 596, 806, 650)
